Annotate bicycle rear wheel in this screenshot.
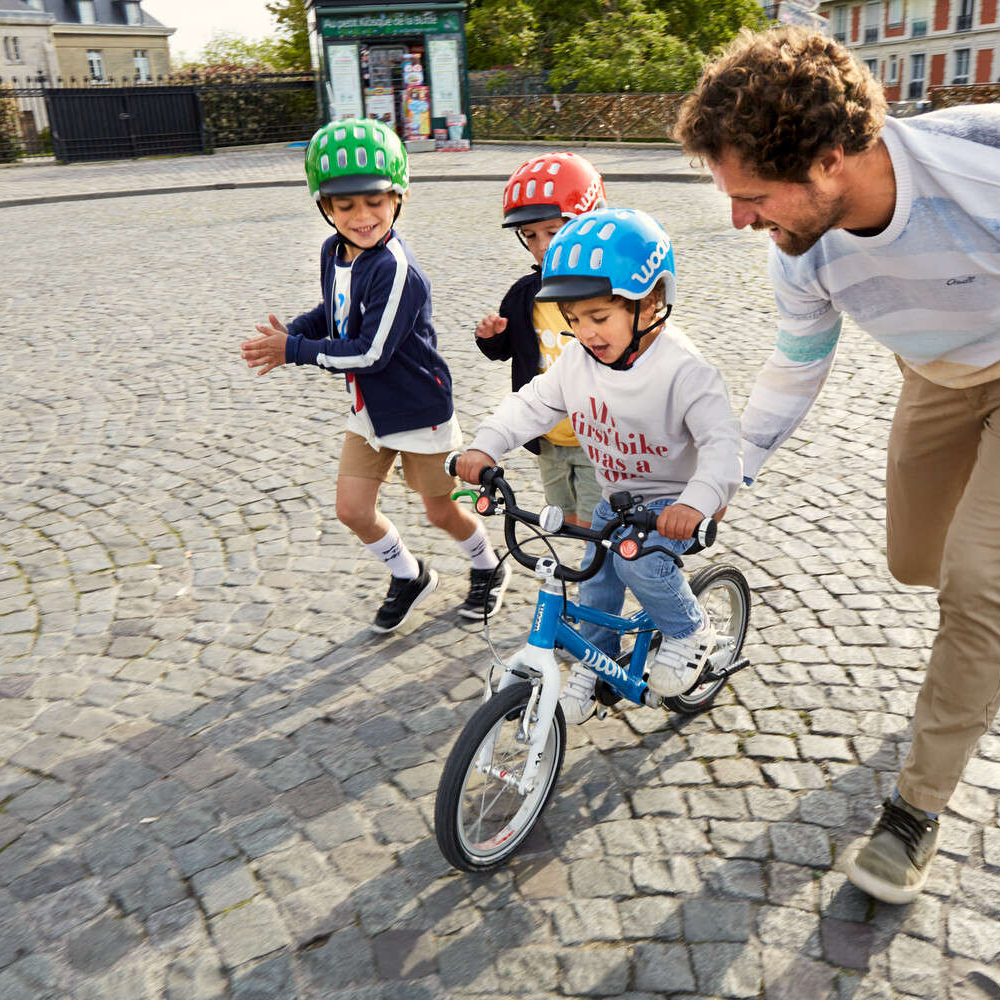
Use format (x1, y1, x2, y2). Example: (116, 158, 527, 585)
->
(663, 563, 751, 715)
(435, 681, 566, 872)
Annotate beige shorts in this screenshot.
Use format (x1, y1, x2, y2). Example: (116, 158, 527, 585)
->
(338, 431, 458, 497)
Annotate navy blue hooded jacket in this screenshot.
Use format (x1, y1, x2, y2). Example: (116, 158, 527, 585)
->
(284, 231, 454, 438)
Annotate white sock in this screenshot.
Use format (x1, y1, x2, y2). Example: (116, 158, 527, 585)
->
(364, 524, 420, 579)
(457, 522, 499, 570)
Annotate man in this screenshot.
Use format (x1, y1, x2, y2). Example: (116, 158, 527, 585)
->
(675, 26, 1000, 904)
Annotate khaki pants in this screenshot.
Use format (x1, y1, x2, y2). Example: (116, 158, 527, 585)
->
(886, 360, 1000, 813)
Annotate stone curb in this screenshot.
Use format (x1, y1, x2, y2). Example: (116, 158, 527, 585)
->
(0, 171, 708, 208)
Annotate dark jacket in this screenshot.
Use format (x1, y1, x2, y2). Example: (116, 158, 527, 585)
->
(475, 269, 545, 454)
(284, 231, 453, 438)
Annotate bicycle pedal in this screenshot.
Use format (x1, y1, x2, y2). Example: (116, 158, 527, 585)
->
(594, 704, 609, 721)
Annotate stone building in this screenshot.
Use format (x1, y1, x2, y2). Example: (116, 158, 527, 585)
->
(1, 0, 57, 79)
(818, 0, 1000, 101)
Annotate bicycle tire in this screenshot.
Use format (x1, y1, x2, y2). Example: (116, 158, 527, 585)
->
(435, 681, 566, 872)
(663, 563, 751, 715)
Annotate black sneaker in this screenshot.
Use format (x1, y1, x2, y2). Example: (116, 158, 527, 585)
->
(371, 560, 438, 633)
(458, 556, 511, 620)
(844, 797, 940, 904)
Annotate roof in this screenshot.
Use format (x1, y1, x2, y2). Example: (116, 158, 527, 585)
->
(34, 1, 168, 29)
(0, 0, 52, 14)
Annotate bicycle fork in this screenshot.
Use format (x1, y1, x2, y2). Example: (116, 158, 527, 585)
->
(474, 581, 564, 796)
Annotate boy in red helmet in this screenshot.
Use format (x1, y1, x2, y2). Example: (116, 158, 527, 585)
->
(474, 152, 608, 527)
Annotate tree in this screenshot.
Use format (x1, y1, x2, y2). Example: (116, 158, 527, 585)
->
(548, 0, 706, 93)
(651, 0, 768, 53)
(265, 0, 311, 72)
(467, 0, 540, 72)
(192, 31, 282, 69)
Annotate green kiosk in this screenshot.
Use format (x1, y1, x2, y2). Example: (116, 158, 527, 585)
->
(305, 0, 472, 151)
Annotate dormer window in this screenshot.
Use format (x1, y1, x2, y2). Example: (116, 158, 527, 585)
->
(77, 1, 97, 24)
(122, 2, 142, 26)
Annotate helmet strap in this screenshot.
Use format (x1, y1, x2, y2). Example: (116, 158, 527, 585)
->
(584, 302, 670, 372)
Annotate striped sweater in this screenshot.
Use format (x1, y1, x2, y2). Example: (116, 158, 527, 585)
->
(742, 105, 1000, 480)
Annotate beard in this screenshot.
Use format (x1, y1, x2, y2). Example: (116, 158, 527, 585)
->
(753, 189, 850, 257)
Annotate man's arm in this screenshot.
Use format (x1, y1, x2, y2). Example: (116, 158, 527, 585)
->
(741, 248, 843, 481)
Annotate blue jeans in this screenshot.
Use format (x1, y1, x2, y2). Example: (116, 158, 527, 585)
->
(579, 497, 703, 660)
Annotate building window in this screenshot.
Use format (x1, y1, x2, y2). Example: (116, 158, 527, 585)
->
(953, 48, 970, 83)
(957, 0, 974, 30)
(25, 0, 44, 9)
(909, 52, 925, 98)
(887, 0, 903, 25)
(864, 58, 878, 76)
(87, 49, 104, 80)
(134, 49, 151, 81)
(3, 36, 23, 63)
(910, 0, 928, 35)
(834, 5, 847, 41)
(77, 1, 97, 24)
(888, 55, 899, 83)
(865, 1, 880, 43)
(123, 2, 142, 26)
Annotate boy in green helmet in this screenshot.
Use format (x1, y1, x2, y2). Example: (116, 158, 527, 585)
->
(241, 118, 510, 632)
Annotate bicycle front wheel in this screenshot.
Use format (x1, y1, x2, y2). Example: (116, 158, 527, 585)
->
(434, 681, 566, 872)
(663, 563, 751, 715)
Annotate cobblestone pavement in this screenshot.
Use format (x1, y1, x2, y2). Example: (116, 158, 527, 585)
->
(2, 154, 999, 1000)
(0, 142, 703, 206)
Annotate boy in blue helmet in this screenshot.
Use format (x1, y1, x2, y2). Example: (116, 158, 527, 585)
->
(456, 209, 743, 723)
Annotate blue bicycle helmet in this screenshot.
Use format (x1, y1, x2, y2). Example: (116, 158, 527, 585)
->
(537, 208, 676, 370)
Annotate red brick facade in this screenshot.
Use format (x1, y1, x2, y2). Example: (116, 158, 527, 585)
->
(981, 0, 998, 24)
(975, 47, 994, 81)
(934, 0, 950, 32)
(851, 4, 861, 42)
(930, 52, 947, 85)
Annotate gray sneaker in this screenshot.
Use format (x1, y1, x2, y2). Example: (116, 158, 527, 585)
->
(845, 797, 940, 904)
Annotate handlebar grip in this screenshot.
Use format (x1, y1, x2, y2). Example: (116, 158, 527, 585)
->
(695, 517, 717, 548)
(444, 451, 461, 477)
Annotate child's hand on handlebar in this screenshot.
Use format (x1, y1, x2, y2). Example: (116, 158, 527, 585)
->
(455, 449, 496, 485)
(657, 503, 703, 541)
(475, 313, 508, 340)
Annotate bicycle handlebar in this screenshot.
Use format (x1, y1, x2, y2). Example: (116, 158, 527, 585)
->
(445, 451, 716, 583)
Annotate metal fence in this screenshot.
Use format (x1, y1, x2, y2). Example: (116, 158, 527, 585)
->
(0, 72, 320, 163)
(470, 92, 689, 143)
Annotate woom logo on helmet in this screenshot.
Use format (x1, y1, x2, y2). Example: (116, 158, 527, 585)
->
(573, 176, 604, 215)
(631, 240, 669, 285)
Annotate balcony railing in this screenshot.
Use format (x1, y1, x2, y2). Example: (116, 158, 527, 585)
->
(833, 30, 846, 41)
(911, 19, 927, 35)
(908, 80, 924, 99)
(864, 26, 879, 42)
(956, 12, 973, 30)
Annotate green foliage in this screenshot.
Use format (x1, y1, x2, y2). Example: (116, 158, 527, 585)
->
(469, 0, 768, 90)
(651, 0, 769, 53)
(0, 85, 20, 163)
(467, 0, 540, 71)
(548, 0, 706, 93)
(186, 31, 283, 70)
(265, 0, 311, 72)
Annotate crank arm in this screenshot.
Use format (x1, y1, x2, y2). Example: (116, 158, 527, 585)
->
(697, 656, 750, 686)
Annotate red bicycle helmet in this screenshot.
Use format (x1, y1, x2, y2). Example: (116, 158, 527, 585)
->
(501, 152, 607, 228)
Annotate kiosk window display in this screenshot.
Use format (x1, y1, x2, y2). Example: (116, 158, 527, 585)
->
(307, 0, 472, 149)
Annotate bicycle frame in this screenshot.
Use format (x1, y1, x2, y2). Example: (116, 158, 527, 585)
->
(482, 569, 656, 796)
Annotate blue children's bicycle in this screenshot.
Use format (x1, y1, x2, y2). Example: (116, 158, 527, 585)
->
(434, 457, 752, 872)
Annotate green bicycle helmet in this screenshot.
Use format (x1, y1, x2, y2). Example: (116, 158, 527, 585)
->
(305, 118, 409, 203)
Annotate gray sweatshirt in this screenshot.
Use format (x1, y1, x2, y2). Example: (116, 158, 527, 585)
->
(471, 325, 743, 517)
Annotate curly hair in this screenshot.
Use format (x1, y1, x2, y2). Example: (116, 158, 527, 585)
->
(674, 26, 887, 182)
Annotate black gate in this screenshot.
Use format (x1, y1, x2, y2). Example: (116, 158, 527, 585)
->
(45, 85, 207, 163)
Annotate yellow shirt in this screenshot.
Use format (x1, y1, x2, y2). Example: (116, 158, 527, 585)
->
(534, 301, 579, 447)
